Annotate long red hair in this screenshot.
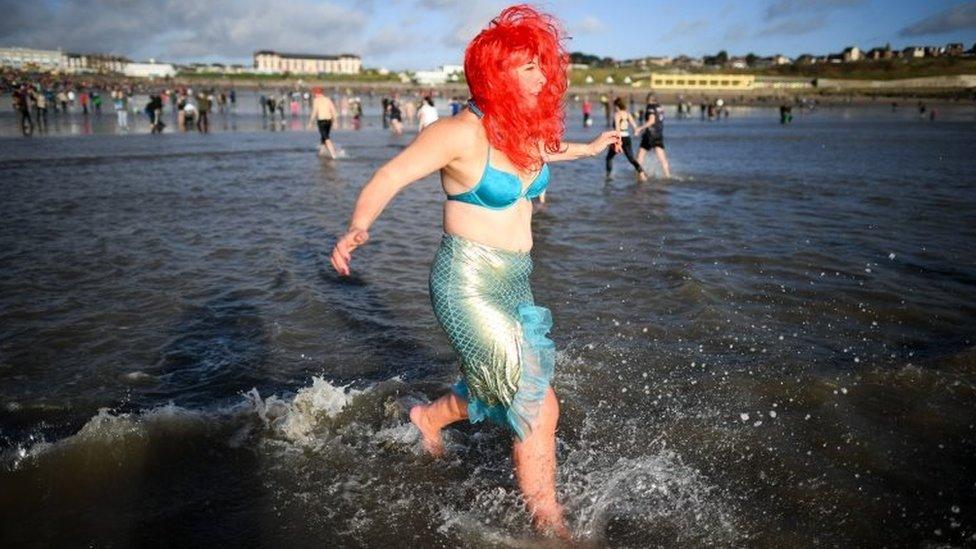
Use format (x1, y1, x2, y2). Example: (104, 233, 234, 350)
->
(464, 4, 568, 171)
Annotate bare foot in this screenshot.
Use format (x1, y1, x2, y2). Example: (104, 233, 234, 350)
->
(409, 405, 444, 457)
(637, 171, 648, 182)
(532, 506, 571, 540)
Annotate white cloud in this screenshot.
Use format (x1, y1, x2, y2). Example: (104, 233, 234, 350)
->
(0, 0, 372, 63)
(900, 3, 976, 36)
(572, 15, 607, 36)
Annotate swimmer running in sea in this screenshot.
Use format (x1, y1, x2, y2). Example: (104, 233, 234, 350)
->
(330, 4, 620, 537)
(308, 87, 338, 158)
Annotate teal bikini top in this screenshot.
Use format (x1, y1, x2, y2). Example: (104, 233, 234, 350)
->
(446, 101, 550, 210)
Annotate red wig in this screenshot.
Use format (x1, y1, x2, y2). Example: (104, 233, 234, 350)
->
(464, 4, 568, 171)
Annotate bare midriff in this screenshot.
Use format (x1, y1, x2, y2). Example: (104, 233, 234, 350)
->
(442, 197, 534, 253)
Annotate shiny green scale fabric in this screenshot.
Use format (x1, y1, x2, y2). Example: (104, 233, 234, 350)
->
(429, 234, 555, 439)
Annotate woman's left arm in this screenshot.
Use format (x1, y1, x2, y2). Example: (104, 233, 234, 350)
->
(544, 131, 620, 162)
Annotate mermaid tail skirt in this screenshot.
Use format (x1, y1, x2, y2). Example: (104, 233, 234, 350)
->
(429, 234, 555, 440)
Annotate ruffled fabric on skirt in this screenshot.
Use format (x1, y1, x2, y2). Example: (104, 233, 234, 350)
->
(452, 303, 555, 440)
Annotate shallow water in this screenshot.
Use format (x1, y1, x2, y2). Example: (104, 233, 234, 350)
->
(1, 102, 975, 547)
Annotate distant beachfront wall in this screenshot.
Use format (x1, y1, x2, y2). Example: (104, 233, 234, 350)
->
(253, 51, 361, 75)
(0, 47, 62, 71)
(816, 74, 976, 90)
(641, 73, 756, 90)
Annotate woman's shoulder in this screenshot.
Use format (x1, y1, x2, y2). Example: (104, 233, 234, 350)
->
(423, 111, 482, 144)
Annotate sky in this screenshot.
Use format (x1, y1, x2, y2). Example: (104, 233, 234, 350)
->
(1, 0, 974, 70)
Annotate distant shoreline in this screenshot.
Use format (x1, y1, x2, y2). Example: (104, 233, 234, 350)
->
(5, 71, 975, 106)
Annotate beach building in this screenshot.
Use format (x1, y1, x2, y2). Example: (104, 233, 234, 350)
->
(866, 45, 895, 60)
(0, 47, 62, 71)
(729, 57, 748, 69)
(640, 72, 755, 91)
(903, 46, 925, 58)
(944, 43, 965, 56)
(253, 51, 361, 74)
(123, 60, 177, 78)
(412, 64, 464, 85)
(842, 46, 862, 62)
(61, 53, 129, 74)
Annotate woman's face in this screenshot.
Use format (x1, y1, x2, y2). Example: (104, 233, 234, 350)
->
(513, 55, 547, 103)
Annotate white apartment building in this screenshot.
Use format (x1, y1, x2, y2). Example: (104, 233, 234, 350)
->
(0, 47, 62, 70)
(252, 51, 361, 74)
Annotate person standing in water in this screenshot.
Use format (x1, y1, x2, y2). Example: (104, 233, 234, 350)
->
(416, 95, 439, 132)
(388, 98, 403, 135)
(330, 5, 620, 537)
(605, 97, 646, 182)
(196, 91, 211, 133)
(113, 89, 129, 131)
(635, 93, 670, 179)
(12, 86, 33, 136)
(307, 87, 338, 158)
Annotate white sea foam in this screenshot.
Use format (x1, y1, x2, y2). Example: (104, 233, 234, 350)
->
(246, 376, 362, 444)
(4, 376, 372, 469)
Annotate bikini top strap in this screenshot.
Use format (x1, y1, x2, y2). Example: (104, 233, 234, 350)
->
(467, 99, 484, 119)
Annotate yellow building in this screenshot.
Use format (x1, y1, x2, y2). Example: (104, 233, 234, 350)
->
(639, 72, 755, 90)
(253, 50, 361, 75)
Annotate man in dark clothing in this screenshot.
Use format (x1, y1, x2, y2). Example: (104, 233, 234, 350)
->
(12, 86, 33, 136)
(635, 94, 671, 179)
(146, 94, 165, 134)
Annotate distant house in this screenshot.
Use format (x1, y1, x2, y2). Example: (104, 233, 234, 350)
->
(842, 46, 862, 62)
(617, 56, 672, 68)
(827, 53, 845, 64)
(944, 43, 965, 56)
(902, 46, 924, 58)
(924, 46, 943, 57)
(866, 45, 894, 60)
(672, 55, 703, 67)
(771, 54, 791, 65)
(728, 56, 748, 69)
(795, 54, 817, 65)
(412, 64, 463, 85)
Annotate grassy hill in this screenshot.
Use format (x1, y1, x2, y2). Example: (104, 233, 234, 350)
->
(568, 57, 976, 86)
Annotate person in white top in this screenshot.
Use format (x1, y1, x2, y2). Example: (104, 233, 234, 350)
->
(416, 96, 439, 132)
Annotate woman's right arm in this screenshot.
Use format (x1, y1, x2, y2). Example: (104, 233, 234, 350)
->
(330, 118, 470, 276)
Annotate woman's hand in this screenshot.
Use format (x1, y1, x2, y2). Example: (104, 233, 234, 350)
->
(331, 227, 369, 276)
(589, 130, 621, 155)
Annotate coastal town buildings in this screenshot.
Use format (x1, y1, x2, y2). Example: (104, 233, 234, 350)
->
(252, 51, 361, 74)
(0, 47, 63, 71)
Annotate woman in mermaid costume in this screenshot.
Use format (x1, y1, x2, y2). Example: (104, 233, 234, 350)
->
(330, 4, 621, 536)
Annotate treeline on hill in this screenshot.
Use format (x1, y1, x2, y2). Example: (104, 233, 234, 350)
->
(569, 52, 616, 67)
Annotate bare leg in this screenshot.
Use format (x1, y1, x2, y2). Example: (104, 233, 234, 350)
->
(655, 147, 671, 179)
(513, 387, 569, 538)
(636, 147, 647, 170)
(325, 138, 338, 159)
(409, 392, 468, 457)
